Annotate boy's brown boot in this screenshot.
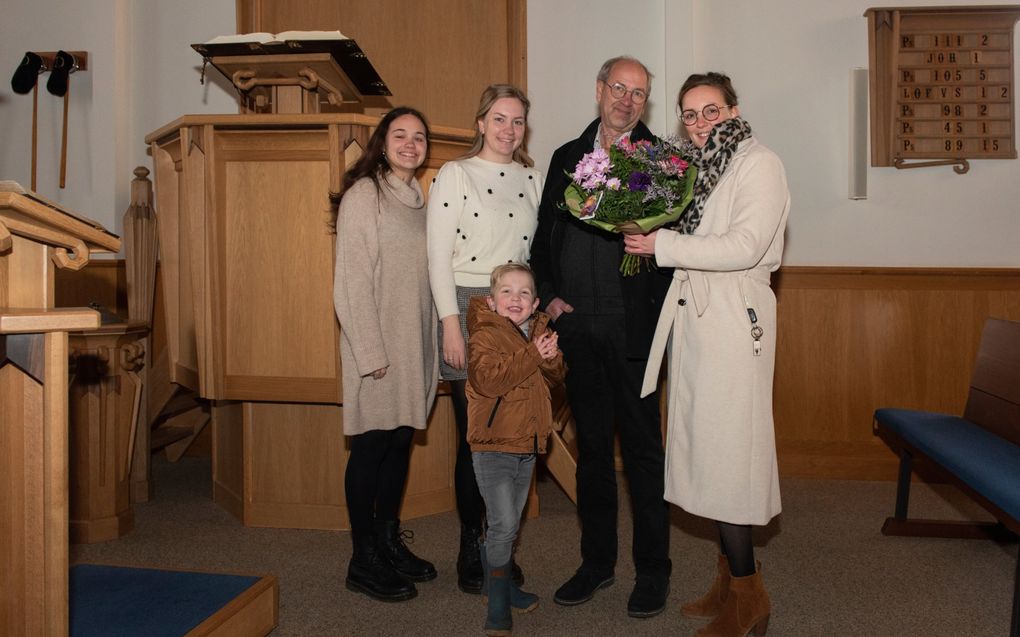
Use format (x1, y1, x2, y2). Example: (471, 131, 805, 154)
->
(681, 554, 730, 619)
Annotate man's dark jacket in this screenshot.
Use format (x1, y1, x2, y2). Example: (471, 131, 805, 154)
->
(530, 118, 671, 359)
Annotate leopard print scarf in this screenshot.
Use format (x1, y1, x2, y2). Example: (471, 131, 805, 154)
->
(670, 117, 753, 234)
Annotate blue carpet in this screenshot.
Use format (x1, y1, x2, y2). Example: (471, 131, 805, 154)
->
(70, 564, 261, 637)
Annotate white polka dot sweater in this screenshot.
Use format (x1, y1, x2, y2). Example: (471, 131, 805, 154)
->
(426, 155, 544, 319)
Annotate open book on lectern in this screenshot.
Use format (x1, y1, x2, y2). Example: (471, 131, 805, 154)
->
(192, 30, 392, 96)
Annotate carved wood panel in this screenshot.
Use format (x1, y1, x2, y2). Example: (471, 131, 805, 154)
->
(236, 0, 527, 129)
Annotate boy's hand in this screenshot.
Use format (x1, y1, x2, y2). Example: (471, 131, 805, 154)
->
(535, 331, 559, 360)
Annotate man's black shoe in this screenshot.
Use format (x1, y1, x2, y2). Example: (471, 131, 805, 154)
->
(627, 574, 670, 618)
(553, 569, 614, 606)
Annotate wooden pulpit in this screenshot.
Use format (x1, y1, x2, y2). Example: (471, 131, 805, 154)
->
(147, 46, 479, 529)
(1, 184, 120, 636)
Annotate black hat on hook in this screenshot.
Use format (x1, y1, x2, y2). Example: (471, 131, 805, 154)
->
(46, 50, 78, 97)
(11, 51, 47, 94)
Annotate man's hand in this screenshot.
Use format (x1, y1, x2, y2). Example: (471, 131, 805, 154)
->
(367, 367, 388, 380)
(623, 230, 657, 257)
(546, 297, 574, 321)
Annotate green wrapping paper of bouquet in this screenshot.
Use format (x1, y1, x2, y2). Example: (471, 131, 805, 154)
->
(562, 137, 698, 275)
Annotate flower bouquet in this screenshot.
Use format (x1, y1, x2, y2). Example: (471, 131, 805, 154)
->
(563, 137, 697, 275)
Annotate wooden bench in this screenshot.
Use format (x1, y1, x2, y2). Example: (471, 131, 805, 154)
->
(873, 317, 1020, 637)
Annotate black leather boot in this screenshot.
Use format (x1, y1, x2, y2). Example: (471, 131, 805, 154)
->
(457, 525, 484, 594)
(346, 530, 416, 602)
(375, 519, 437, 582)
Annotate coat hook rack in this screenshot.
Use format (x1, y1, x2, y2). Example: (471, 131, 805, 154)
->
(35, 51, 89, 71)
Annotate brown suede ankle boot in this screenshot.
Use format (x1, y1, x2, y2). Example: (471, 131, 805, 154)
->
(681, 554, 730, 619)
(695, 569, 770, 637)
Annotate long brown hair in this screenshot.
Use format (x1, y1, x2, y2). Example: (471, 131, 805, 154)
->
(460, 84, 533, 167)
(328, 106, 430, 231)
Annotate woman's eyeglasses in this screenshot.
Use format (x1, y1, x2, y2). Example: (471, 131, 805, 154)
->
(678, 104, 732, 126)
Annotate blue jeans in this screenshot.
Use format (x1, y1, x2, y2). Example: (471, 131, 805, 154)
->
(472, 452, 535, 567)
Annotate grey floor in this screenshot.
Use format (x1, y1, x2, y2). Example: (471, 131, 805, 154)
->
(71, 455, 1017, 636)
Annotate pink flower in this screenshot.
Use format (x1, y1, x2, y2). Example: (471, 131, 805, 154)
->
(656, 155, 689, 176)
(670, 155, 688, 172)
(606, 177, 621, 190)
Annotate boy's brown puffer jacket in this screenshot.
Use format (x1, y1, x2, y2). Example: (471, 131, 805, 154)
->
(466, 296, 566, 454)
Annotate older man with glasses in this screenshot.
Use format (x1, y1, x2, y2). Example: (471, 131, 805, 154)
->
(531, 55, 672, 619)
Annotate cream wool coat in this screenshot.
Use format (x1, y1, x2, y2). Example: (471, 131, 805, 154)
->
(641, 137, 790, 525)
(333, 174, 438, 436)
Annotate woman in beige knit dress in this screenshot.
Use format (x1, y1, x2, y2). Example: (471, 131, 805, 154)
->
(332, 107, 439, 603)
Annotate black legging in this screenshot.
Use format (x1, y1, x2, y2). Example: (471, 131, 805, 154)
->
(450, 379, 484, 529)
(717, 521, 756, 577)
(345, 426, 415, 535)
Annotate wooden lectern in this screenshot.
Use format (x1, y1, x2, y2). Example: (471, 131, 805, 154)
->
(193, 35, 392, 115)
(1, 184, 120, 636)
(146, 52, 479, 530)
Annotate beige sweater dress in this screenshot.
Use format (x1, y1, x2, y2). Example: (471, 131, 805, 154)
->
(333, 173, 438, 436)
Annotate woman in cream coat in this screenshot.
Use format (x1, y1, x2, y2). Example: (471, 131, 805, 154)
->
(625, 72, 789, 637)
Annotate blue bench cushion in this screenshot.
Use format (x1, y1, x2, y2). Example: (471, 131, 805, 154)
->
(874, 408, 1020, 523)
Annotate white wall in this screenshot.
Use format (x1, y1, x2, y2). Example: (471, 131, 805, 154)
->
(3, 0, 1018, 266)
(0, 0, 236, 242)
(528, 0, 1020, 266)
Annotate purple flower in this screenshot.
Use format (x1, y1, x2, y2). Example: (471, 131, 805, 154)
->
(573, 148, 611, 190)
(627, 171, 652, 192)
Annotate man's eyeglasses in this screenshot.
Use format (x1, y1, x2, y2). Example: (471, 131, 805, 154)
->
(678, 104, 732, 125)
(604, 81, 648, 104)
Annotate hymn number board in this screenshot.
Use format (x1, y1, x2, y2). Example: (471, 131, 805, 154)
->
(865, 6, 1020, 171)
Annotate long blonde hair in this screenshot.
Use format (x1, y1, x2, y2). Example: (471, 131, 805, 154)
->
(461, 84, 533, 167)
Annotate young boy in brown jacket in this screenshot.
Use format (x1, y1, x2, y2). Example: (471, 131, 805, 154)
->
(466, 263, 567, 636)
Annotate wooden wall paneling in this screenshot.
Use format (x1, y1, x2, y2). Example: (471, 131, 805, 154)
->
(236, 0, 526, 128)
(772, 268, 1020, 480)
(507, 0, 527, 89)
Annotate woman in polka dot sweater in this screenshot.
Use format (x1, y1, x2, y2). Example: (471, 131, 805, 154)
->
(426, 84, 544, 594)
